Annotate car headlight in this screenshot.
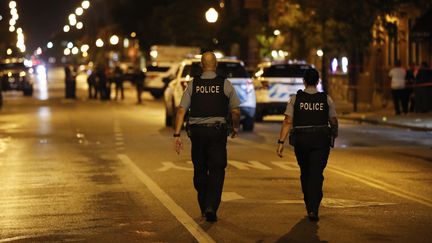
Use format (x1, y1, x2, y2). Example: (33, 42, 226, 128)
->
(20, 71, 26, 77)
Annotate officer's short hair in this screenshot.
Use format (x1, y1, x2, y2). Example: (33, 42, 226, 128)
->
(304, 68, 320, 86)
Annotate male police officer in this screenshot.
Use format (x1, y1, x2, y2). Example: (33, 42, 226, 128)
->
(276, 68, 338, 222)
(173, 52, 240, 222)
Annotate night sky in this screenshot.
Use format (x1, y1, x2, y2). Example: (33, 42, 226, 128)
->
(17, 0, 80, 51)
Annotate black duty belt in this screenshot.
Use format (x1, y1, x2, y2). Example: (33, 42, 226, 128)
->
(293, 126, 329, 133)
(190, 123, 227, 129)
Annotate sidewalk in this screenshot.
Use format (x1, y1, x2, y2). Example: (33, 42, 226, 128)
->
(336, 102, 432, 132)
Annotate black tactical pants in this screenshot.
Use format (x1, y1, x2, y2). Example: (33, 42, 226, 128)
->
(190, 126, 227, 214)
(294, 131, 330, 214)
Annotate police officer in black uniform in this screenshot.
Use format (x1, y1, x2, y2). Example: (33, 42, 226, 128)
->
(277, 68, 338, 222)
(173, 52, 241, 222)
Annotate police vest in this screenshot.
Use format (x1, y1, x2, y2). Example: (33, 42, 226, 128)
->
(293, 91, 329, 127)
(190, 76, 229, 118)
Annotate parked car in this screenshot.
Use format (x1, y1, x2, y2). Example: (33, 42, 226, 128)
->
(253, 62, 322, 121)
(164, 57, 256, 131)
(0, 58, 33, 96)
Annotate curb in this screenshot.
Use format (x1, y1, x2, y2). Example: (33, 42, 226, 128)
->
(339, 116, 432, 132)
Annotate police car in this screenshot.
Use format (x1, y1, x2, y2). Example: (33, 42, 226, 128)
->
(164, 57, 256, 131)
(253, 62, 322, 121)
(0, 58, 33, 96)
(144, 63, 179, 99)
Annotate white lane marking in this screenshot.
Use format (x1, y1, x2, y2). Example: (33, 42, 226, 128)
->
(222, 192, 245, 202)
(277, 198, 396, 208)
(234, 138, 432, 208)
(118, 154, 216, 243)
(228, 160, 272, 170)
(157, 162, 193, 172)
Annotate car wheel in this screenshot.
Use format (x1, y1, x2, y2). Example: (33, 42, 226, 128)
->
(23, 86, 33, 96)
(255, 112, 264, 122)
(150, 90, 164, 99)
(242, 116, 254, 132)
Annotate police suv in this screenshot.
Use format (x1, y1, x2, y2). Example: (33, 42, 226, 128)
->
(253, 62, 322, 121)
(164, 57, 256, 131)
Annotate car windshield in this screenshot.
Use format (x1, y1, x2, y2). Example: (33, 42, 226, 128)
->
(262, 64, 311, 77)
(181, 62, 249, 78)
(0, 62, 26, 70)
(146, 66, 170, 72)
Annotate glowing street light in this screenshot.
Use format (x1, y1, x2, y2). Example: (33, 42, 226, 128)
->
(96, 38, 104, 47)
(47, 42, 54, 49)
(75, 7, 84, 16)
(109, 35, 119, 45)
(274, 29, 281, 36)
(69, 17, 77, 26)
(80, 44, 89, 53)
(9, 26, 15, 32)
(63, 25, 70, 32)
(68, 14, 76, 22)
(36, 47, 42, 55)
(76, 22, 83, 30)
(9, 19, 16, 26)
(7, 48, 12, 55)
(317, 49, 324, 57)
(64, 48, 71, 56)
(67, 42, 74, 49)
(9, 1, 17, 9)
(82, 1, 90, 9)
(205, 8, 219, 23)
(71, 47, 79, 55)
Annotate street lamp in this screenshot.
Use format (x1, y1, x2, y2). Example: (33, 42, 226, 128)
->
(205, 8, 219, 23)
(96, 38, 104, 47)
(274, 29, 281, 36)
(9, 26, 15, 32)
(7, 48, 12, 55)
(75, 7, 84, 16)
(110, 35, 119, 45)
(9, 1, 17, 9)
(71, 47, 79, 55)
(317, 49, 324, 57)
(80, 44, 89, 53)
(63, 25, 70, 32)
(76, 22, 83, 29)
(64, 48, 71, 56)
(47, 42, 53, 49)
(82, 1, 90, 9)
(67, 42, 74, 49)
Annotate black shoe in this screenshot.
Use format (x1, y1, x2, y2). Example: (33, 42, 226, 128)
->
(205, 208, 217, 222)
(308, 211, 319, 222)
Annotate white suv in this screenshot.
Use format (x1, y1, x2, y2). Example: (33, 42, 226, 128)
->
(164, 58, 256, 131)
(254, 62, 322, 121)
(144, 62, 179, 99)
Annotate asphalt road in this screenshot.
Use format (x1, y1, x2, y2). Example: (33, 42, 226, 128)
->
(0, 68, 431, 242)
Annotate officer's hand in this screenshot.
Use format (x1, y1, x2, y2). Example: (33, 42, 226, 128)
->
(276, 144, 284, 158)
(174, 137, 183, 155)
(231, 128, 239, 139)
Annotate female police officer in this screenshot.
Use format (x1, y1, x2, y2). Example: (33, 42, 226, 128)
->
(276, 68, 338, 221)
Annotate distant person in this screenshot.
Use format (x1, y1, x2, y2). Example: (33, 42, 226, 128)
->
(415, 62, 432, 113)
(388, 60, 408, 115)
(96, 65, 109, 100)
(70, 65, 78, 99)
(64, 65, 74, 99)
(113, 65, 124, 100)
(87, 70, 97, 99)
(133, 67, 145, 104)
(405, 62, 417, 112)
